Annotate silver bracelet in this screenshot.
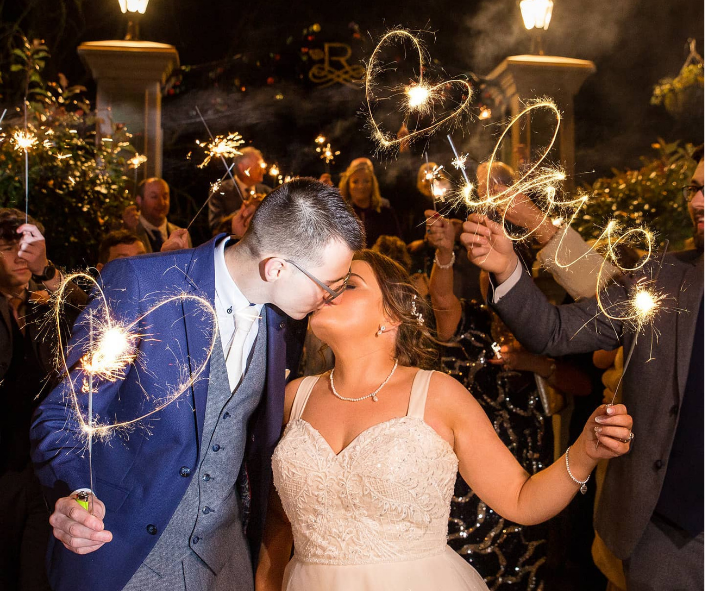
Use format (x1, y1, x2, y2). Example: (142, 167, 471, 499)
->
(434, 250, 455, 269)
(565, 445, 590, 494)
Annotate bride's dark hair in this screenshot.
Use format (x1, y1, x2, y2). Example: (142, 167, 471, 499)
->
(353, 250, 438, 369)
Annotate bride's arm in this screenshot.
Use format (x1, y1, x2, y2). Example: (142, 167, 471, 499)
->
(255, 487, 292, 591)
(255, 378, 302, 590)
(427, 372, 633, 526)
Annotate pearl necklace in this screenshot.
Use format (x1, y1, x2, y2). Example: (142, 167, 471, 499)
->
(329, 359, 399, 403)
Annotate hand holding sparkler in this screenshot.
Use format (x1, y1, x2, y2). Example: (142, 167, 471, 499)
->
(319, 173, 334, 187)
(160, 228, 190, 253)
(460, 213, 518, 283)
(122, 205, 140, 232)
(16, 223, 51, 277)
(424, 210, 455, 258)
(49, 494, 112, 554)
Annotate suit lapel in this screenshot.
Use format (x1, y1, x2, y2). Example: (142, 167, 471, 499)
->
(264, 305, 287, 444)
(180, 236, 221, 448)
(675, 254, 704, 399)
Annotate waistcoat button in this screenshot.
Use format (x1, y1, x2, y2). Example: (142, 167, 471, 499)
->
(146, 524, 158, 535)
(654, 459, 664, 470)
(179, 466, 191, 477)
(212, 444, 221, 452)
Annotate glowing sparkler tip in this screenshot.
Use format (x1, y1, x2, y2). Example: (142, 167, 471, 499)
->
(633, 289, 657, 317)
(128, 153, 148, 169)
(83, 325, 136, 381)
(12, 129, 38, 151)
(451, 154, 469, 170)
(406, 84, 431, 109)
(197, 132, 244, 168)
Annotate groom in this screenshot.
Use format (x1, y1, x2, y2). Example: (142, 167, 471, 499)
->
(31, 179, 364, 591)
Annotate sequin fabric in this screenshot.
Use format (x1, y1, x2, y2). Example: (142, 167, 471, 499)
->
(441, 301, 552, 591)
(272, 410, 458, 565)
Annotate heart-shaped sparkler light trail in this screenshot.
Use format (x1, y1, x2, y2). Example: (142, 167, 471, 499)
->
(365, 29, 474, 154)
(445, 99, 664, 334)
(53, 273, 218, 443)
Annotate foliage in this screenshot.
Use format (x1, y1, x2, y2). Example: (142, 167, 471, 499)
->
(651, 63, 704, 119)
(0, 37, 135, 268)
(575, 139, 698, 248)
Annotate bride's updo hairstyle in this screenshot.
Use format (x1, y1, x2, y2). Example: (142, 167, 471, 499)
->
(354, 250, 437, 369)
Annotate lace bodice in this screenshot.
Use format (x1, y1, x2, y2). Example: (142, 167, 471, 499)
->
(272, 370, 459, 566)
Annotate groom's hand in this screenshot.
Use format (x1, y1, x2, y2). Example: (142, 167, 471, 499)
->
(50, 493, 113, 554)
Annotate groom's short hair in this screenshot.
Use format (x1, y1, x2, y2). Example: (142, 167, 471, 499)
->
(240, 178, 365, 265)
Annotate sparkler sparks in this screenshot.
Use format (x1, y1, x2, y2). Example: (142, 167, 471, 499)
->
(316, 142, 339, 165)
(406, 84, 432, 111)
(365, 29, 473, 153)
(196, 132, 244, 168)
(52, 273, 218, 442)
(12, 129, 38, 151)
(451, 153, 468, 170)
(127, 153, 148, 169)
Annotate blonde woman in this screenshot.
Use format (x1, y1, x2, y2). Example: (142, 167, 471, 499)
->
(339, 158, 402, 245)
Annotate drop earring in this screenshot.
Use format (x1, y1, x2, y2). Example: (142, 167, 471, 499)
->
(376, 325, 386, 337)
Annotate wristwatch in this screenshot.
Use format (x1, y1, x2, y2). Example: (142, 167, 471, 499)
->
(32, 261, 58, 282)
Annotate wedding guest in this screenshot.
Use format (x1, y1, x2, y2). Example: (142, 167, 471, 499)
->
(0, 208, 86, 591)
(96, 230, 146, 272)
(256, 249, 634, 591)
(122, 177, 192, 253)
(208, 147, 271, 231)
(461, 153, 704, 590)
(339, 157, 403, 246)
(213, 193, 265, 239)
(426, 212, 592, 590)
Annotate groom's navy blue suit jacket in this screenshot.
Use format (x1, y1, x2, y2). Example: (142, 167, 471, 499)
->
(30, 236, 298, 591)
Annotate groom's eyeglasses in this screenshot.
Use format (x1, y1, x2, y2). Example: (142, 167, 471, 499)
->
(284, 259, 350, 302)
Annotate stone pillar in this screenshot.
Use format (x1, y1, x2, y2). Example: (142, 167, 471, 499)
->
(78, 40, 179, 179)
(487, 55, 595, 192)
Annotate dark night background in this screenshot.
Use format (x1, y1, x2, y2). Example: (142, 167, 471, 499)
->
(0, 0, 702, 243)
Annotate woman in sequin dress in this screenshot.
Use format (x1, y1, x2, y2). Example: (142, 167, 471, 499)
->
(427, 211, 593, 590)
(256, 250, 631, 591)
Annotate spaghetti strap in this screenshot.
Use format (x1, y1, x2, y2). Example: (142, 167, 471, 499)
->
(290, 375, 321, 421)
(406, 370, 434, 419)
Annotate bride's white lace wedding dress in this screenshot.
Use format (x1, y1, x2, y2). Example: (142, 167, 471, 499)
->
(271, 370, 490, 590)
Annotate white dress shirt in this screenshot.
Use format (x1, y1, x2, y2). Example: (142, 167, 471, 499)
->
(213, 237, 263, 389)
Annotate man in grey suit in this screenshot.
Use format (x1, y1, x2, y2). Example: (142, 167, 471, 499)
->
(460, 155, 703, 590)
(208, 147, 271, 232)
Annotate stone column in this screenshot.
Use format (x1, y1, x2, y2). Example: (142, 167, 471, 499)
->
(78, 40, 179, 179)
(487, 55, 596, 192)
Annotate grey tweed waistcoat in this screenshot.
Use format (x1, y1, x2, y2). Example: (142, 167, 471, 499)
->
(124, 314, 267, 588)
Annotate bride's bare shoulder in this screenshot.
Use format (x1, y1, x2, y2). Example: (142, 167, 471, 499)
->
(426, 370, 484, 420)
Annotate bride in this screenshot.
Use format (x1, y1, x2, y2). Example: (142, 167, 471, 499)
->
(255, 250, 634, 591)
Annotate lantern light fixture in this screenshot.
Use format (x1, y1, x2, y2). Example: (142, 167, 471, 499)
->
(118, 0, 149, 40)
(520, 0, 554, 30)
(119, 0, 149, 14)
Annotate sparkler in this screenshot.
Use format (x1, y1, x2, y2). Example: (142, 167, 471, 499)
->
(11, 129, 37, 222)
(194, 106, 244, 204)
(52, 272, 218, 443)
(196, 132, 244, 168)
(186, 163, 236, 231)
(607, 241, 670, 407)
(127, 153, 147, 199)
(316, 141, 339, 174)
(365, 29, 473, 154)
